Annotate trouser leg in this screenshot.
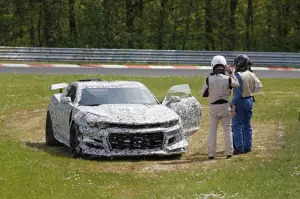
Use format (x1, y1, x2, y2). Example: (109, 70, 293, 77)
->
(208, 110, 219, 157)
(232, 103, 245, 152)
(221, 108, 233, 156)
(243, 98, 253, 150)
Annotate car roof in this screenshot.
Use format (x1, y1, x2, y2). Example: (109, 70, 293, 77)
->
(73, 80, 146, 89)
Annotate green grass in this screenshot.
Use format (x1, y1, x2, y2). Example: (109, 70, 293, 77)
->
(0, 74, 300, 199)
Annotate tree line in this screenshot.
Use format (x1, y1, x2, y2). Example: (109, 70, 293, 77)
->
(1, 0, 300, 52)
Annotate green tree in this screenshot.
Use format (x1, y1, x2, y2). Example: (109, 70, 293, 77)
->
(0, 0, 300, 52)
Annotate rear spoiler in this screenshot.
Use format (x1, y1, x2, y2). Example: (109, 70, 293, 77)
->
(50, 83, 68, 93)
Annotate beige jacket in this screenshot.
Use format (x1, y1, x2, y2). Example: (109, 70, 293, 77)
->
(201, 73, 239, 104)
(238, 70, 262, 97)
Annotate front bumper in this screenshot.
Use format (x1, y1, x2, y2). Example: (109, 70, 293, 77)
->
(80, 139, 188, 157)
(77, 125, 187, 157)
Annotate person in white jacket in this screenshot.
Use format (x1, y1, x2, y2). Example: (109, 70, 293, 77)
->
(201, 55, 239, 159)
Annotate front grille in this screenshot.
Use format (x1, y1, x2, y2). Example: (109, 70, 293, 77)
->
(108, 132, 164, 150)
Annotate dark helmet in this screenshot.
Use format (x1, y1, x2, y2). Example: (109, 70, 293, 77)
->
(234, 54, 253, 72)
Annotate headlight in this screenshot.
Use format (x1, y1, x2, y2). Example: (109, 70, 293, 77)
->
(169, 120, 179, 126)
(97, 123, 110, 129)
(87, 122, 110, 129)
(163, 120, 179, 128)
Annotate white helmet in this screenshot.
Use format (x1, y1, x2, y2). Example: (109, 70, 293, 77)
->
(211, 55, 227, 67)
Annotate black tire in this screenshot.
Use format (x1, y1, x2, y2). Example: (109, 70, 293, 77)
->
(45, 111, 59, 146)
(69, 123, 82, 158)
(170, 154, 183, 160)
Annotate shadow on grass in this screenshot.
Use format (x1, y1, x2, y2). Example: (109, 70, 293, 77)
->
(25, 142, 70, 158)
(25, 141, 184, 162)
(159, 151, 231, 165)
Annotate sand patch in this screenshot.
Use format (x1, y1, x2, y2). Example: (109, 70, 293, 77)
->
(1, 108, 285, 174)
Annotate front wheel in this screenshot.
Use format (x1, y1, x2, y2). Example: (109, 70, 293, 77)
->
(69, 123, 82, 158)
(45, 111, 59, 146)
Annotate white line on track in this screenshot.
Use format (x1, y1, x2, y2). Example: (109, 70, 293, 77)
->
(149, 66, 175, 69)
(2, 64, 29, 67)
(196, 66, 211, 70)
(251, 67, 270, 70)
(100, 65, 128, 68)
(52, 64, 80, 68)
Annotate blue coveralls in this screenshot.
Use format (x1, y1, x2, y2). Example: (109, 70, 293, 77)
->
(232, 73, 254, 152)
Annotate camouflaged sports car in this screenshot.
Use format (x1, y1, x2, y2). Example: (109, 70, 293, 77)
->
(46, 78, 202, 158)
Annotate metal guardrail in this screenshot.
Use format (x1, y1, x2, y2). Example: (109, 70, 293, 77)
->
(0, 46, 299, 67)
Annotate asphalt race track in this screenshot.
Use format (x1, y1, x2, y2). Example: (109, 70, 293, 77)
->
(0, 67, 299, 78)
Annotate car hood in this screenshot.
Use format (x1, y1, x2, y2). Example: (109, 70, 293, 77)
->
(78, 104, 179, 124)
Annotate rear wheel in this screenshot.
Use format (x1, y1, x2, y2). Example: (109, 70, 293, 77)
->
(69, 123, 82, 158)
(45, 111, 59, 146)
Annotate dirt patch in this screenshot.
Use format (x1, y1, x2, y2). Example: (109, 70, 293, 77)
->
(3, 109, 46, 143)
(1, 108, 285, 174)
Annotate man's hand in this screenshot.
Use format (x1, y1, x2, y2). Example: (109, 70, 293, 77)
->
(225, 65, 233, 74)
(231, 104, 236, 116)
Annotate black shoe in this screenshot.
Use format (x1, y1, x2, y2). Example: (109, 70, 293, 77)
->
(226, 155, 232, 159)
(233, 150, 244, 155)
(244, 148, 252, 153)
(208, 157, 215, 160)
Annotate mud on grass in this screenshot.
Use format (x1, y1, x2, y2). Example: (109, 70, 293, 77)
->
(1, 107, 285, 174)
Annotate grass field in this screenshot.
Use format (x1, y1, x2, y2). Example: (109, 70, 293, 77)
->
(0, 74, 299, 199)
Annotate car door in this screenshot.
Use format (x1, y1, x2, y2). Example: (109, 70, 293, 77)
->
(162, 84, 201, 136)
(58, 85, 77, 144)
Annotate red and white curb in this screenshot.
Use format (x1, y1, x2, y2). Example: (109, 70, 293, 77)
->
(0, 63, 299, 71)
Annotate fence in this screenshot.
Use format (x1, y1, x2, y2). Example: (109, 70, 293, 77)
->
(0, 46, 299, 67)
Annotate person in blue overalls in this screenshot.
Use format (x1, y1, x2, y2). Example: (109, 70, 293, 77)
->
(231, 55, 262, 155)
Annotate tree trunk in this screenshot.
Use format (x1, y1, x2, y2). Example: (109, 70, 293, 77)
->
(245, 0, 252, 50)
(136, 0, 144, 49)
(295, 2, 300, 50)
(276, 0, 287, 51)
(182, 0, 193, 50)
(42, 0, 50, 46)
(29, 23, 35, 46)
(171, 1, 180, 49)
(69, 0, 77, 41)
(29, 0, 35, 46)
(38, 3, 42, 46)
(283, 1, 290, 39)
(195, 1, 201, 37)
(205, 0, 214, 50)
(103, 0, 112, 48)
(157, 0, 167, 49)
(194, 1, 203, 49)
(14, 0, 25, 40)
(296, 2, 300, 31)
(126, 0, 134, 48)
(229, 0, 238, 50)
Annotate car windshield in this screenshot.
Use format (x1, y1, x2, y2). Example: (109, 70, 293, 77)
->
(79, 87, 158, 106)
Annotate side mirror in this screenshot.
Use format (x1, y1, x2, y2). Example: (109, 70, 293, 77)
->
(168, 96, 181, 103)
(163, 84, 192, 106)
(162, 96, 181, 106)
(61, 97, 71, 104)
